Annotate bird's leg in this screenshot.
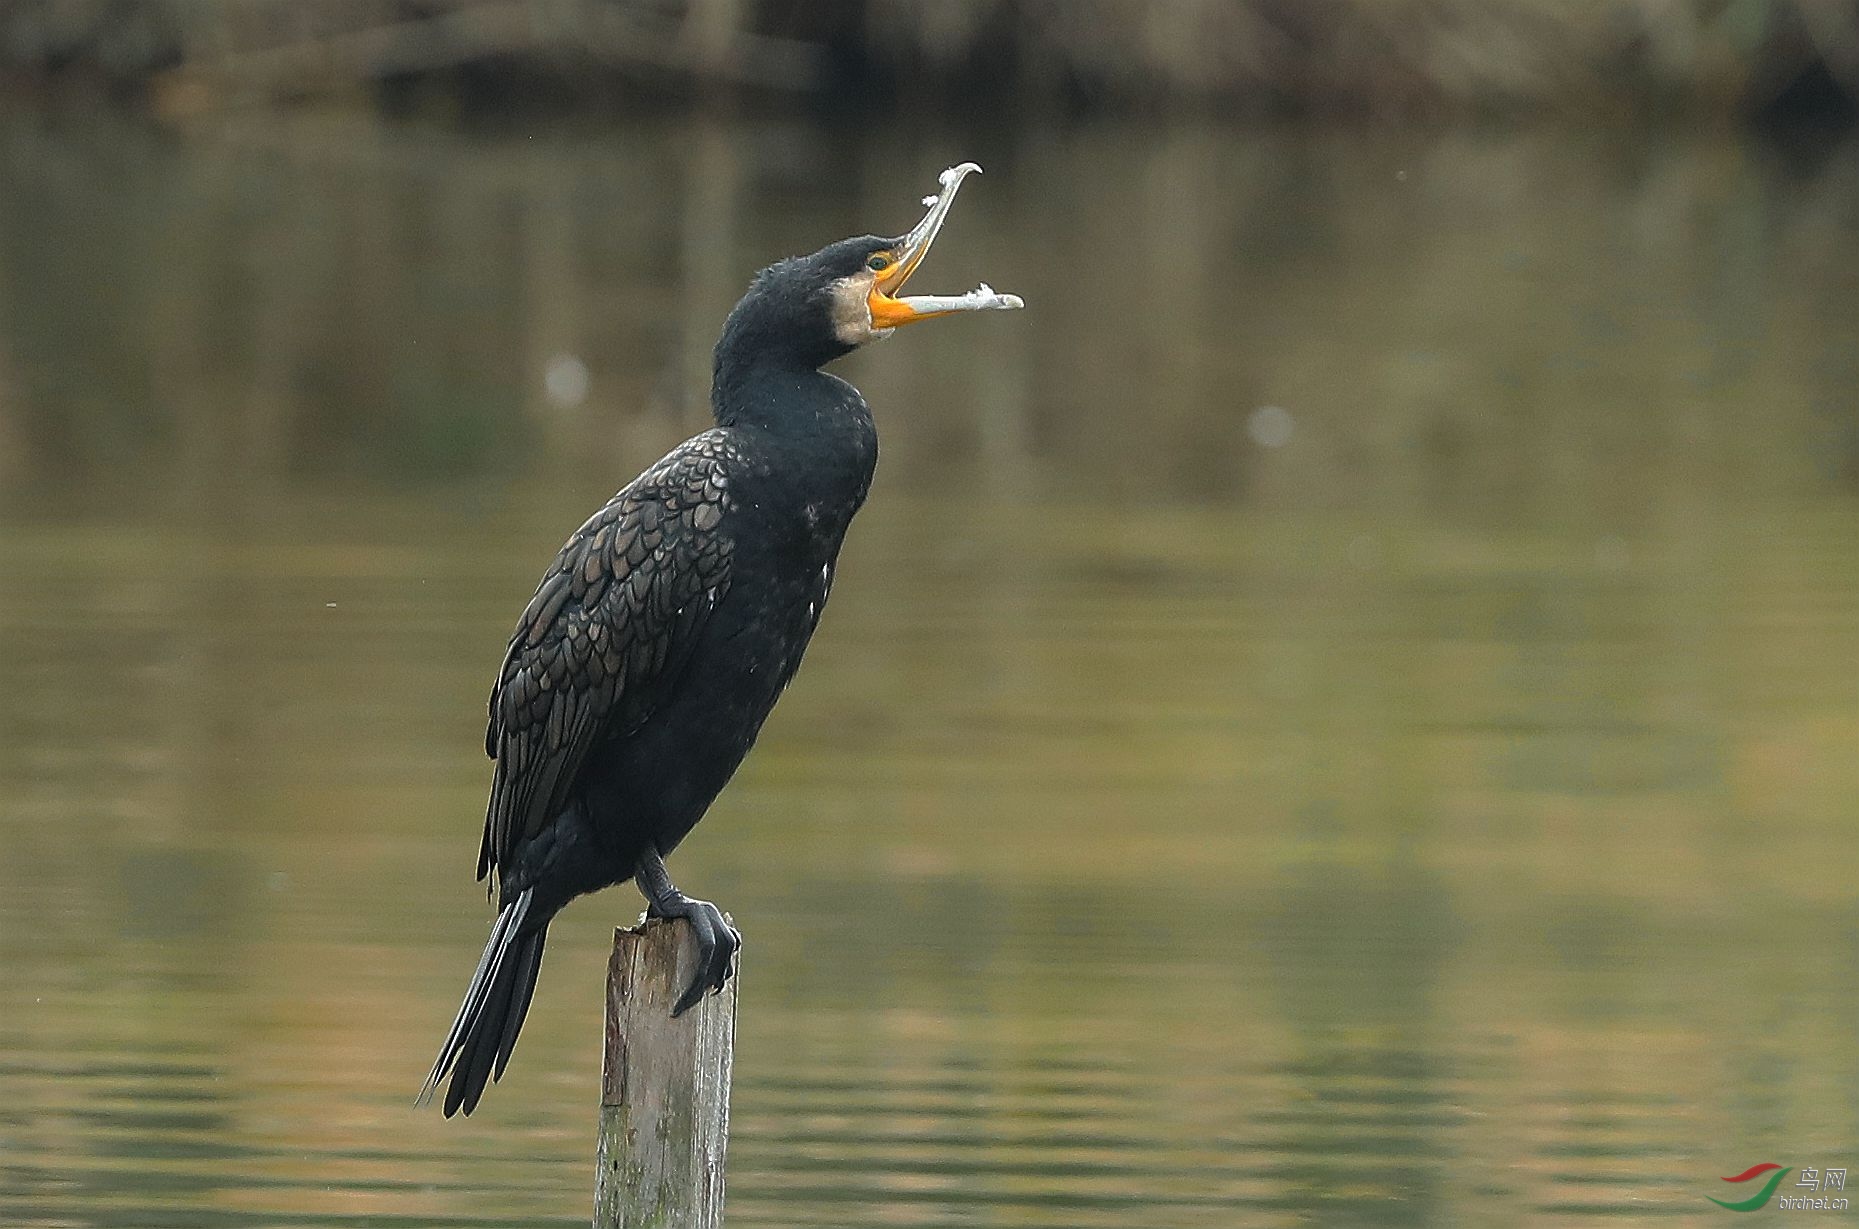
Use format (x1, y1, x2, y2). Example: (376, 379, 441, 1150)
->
(634, 846, 740, 1016)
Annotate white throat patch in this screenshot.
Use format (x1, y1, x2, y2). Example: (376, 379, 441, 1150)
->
(829, 274, 889, 347)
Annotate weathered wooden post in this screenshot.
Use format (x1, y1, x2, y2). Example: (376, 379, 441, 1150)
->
(594, 918, 737, 1229)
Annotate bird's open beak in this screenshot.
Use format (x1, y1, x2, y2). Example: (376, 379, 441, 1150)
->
(868, 163, 1024, 330)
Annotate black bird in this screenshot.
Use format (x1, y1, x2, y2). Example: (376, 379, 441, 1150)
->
(419, 163, 1021, 1117)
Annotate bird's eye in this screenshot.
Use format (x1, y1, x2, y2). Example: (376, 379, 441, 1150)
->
(867, 254, 891, 273)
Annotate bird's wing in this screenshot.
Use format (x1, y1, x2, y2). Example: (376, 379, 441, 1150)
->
(477, 431, 737, 883)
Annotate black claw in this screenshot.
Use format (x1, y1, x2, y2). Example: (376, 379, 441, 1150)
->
(669, 900, 738, 1016)
(672, 977, 708, 1016)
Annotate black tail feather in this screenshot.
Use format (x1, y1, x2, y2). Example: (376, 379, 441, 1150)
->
(417, 888, 549, 1117)
(493, 932, 544, 1081)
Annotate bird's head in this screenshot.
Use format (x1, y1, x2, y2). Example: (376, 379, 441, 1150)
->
(717, 163, 1024, 375)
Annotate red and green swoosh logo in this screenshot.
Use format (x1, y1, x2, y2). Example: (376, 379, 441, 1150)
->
(1709, 1164, 1791, 1211)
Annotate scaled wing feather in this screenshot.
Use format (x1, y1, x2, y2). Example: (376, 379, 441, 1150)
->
(477, 432, 737, 883)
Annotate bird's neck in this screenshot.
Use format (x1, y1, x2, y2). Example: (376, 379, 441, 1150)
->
(710, 357, 877, 516)
(711, 356, 856, 434)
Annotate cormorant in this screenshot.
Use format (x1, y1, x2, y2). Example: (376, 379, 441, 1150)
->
(419, 163, 1022, 1117)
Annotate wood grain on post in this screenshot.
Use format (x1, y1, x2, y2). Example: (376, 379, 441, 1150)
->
(594, 918, 737, 1229)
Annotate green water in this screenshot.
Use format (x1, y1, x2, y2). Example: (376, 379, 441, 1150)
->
(2, 111, 1857, 1227)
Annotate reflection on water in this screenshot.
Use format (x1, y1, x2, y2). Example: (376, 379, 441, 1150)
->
(2, 110, 1857, 1227)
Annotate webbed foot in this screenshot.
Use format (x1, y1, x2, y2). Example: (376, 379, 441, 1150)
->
(647, 894, 740, 1015)
(636, 847, 740, 1016)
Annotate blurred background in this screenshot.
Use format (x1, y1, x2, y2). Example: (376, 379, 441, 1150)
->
(3, 2, 1858, 1227)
